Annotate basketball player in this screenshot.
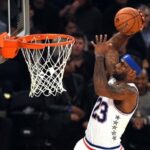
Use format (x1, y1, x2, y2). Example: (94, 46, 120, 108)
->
(74, 34, 141, 150)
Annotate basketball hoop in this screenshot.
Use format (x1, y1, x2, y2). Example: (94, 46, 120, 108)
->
(19, 34, 75, 97)
(0, 33, 75, 97)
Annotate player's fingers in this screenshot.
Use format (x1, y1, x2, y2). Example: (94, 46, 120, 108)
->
(140, 15, 145, 31)
(137, 9, 145, 23)
(99, 34, 103, 43)
(137, 9, 143, 16)
(140, 25, 144, 31)
(103, 34, 107, 42)
(140, 14, 145, 24)
(91, 41, 96, 47)
(137, 9, 142, 13)
(95, 35, 99, 43)
(138, 10, 145, 22)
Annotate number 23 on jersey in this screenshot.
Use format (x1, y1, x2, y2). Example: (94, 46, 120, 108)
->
(92, 97, 108, 123)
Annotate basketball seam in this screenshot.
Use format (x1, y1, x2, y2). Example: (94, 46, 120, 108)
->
(129, 9, 141, 33)
(124, 15, 137, 34)
(125, 14, 140, 34)
(115, 13, 139, 27)
(116, 14, 140, 34)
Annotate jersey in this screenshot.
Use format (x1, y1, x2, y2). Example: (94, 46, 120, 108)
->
(85, 82, 138, 149)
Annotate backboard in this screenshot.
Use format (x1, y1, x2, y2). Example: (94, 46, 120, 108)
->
(8, 0, 30, 36)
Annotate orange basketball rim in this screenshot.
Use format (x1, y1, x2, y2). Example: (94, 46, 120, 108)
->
(0, 32, 75, 59)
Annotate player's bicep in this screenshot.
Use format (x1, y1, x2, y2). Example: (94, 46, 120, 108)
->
(104, 84, 137, 101)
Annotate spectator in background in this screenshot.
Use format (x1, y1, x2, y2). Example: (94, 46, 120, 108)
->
(29, 6, 41, 34)
(133, 69, 150, 129)
(126, 4, 150, 80)
(59, 0, 102, 41)
(60, 16, 79, 35)
(123, 69, 150, 150)
(30, 0, 60, 33)
(70, 32, 95, 83)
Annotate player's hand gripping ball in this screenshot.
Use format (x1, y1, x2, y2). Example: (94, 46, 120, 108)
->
(114, 7, 145, 35)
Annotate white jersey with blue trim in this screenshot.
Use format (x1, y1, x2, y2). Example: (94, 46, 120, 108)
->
(85, 82, 138, 148)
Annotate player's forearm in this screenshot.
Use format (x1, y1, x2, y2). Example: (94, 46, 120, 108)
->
(94, 56, 108, 95)
(108, 32, 130, 51)
(105, 50, 119, 76)
(105, 32, 129, 76)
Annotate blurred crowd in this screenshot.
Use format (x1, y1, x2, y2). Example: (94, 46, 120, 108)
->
(0, 0, 150, 150)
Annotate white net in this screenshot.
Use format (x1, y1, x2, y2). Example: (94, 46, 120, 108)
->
(21, 34, 74, 97)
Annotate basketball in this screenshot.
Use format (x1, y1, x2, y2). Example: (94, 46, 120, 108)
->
(114, 7, 144, 35)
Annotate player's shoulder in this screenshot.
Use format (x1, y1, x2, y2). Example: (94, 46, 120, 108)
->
(127, 83, 139, 95)
(127, 83, 138, 91)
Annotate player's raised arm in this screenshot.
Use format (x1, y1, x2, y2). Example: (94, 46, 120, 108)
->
(92, 34, 138, 101)
(107, 32, 130, 51)
(105, 7, 145, 76)
(105, 32, 132, 76)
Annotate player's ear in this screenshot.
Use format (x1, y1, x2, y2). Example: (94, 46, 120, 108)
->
(128, 70, 136, 80)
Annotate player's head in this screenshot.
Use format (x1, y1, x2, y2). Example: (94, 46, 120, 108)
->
(112, 54, 142, 82)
